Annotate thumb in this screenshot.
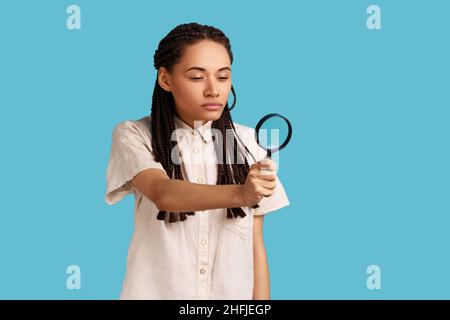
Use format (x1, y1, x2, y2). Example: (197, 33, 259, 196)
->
(258, 158, 277, 172)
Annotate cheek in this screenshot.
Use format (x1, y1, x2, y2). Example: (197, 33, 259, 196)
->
(219, 80, 232, 92)
(172, 82, 201, 106)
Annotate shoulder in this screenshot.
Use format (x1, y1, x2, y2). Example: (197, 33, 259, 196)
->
(113, 115, 151, 134)
(232, 122, 256, 139)
(111, 115, 152, 144)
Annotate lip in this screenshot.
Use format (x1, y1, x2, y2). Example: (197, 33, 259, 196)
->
(201, 102, 222, 111)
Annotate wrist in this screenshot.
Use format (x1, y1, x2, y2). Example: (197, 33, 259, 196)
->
(231, 185, 246, 207)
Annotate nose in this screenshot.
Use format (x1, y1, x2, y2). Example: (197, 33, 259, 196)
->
(205, 89, 218, 98)
(204, 79, 219, 97)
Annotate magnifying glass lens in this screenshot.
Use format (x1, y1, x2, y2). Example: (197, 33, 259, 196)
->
(256, 116, 291, 154)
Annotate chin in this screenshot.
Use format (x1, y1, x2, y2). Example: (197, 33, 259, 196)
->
(202, 110, 223, 121)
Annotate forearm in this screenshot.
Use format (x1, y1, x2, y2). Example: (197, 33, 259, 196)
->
(253, 240, 270, 300)
(157, 180, 244, 212)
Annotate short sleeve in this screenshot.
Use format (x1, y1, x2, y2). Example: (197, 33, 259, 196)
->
(253, 175, 290, 216)
(239, 125, 290, 216)
(105, 120, 166, 205)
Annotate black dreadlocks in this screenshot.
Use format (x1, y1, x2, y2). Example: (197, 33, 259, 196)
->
(151, 22, 252, 223)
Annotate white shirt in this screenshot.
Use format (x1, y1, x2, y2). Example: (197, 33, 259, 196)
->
(105, 114, 290, 299)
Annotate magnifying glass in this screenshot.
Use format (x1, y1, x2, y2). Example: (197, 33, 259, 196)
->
(234, 113, 293, 209)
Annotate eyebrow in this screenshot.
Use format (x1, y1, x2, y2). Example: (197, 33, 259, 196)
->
(184, 66, 231, 73)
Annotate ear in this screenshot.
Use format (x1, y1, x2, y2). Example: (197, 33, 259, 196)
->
(157, 67, 172, 92)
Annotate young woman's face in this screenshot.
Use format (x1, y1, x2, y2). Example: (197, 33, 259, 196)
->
(158, 40, 232, 128)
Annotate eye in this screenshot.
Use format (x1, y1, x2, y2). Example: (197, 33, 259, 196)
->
(189, 76, 230, 81)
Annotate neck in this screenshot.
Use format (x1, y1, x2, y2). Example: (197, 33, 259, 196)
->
(174, 112, 207, 129)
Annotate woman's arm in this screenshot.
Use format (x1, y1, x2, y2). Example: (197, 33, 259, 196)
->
(132, 168, 244, 212)
(252, 215, 271, 300)
(132, 162, 276, 213)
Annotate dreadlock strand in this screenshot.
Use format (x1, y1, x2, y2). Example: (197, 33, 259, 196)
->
(151, 22, 251, 223)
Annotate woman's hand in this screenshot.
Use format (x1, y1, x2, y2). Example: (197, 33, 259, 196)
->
(241, 160, 277, 207)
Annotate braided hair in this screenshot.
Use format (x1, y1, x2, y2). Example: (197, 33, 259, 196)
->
(151, 22, 252, 223)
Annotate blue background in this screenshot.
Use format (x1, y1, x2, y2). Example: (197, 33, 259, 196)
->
(0, 0, 449, 299)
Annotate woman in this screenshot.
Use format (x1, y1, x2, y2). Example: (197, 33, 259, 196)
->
(105, 22, 290, 299)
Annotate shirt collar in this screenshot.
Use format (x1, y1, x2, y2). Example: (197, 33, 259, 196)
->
(173, 113, 213, 144)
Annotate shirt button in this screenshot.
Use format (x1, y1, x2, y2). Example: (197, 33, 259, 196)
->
(200, 268, 206, 275)
(193, 148, 198, 154)
(197, 177, 204, 183)
(192, 130, 197, 136)
(201, 239, 207, 246)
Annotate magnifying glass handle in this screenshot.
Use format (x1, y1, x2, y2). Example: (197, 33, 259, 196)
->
(252, 156, 277, 209)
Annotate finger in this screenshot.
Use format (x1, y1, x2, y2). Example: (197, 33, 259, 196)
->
(258, 187, 275, 197)
(256, 161, 271, 169)
(255, 180, 276, 190)
(251, 165, 273, 176)
(258, 159, 277, 171)
(249, 167, 264, 176)
(256, 174, 276, 181)
(250, 176, 276, 189)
